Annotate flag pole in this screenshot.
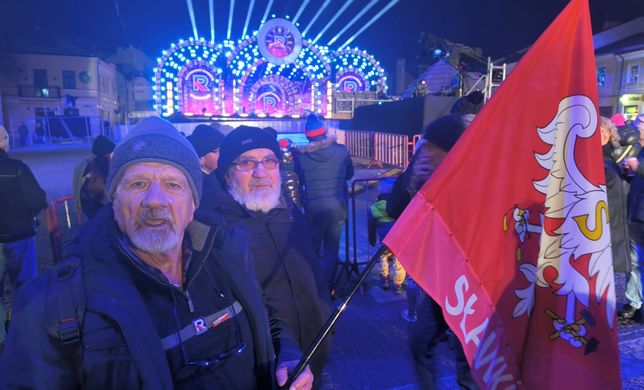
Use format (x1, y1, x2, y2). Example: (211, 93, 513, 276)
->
(284, 244, 388, 388)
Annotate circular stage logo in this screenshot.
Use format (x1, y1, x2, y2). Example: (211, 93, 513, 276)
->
(258, 18, 302, 65)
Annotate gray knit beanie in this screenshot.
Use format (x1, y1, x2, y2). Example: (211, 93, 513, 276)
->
(106, 116, 202, 206)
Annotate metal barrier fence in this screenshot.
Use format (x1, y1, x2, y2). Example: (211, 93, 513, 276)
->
(342, 130, 412, 169)
(373, 132, 409, 168)
(335, 177, 397, 287)
(344, 130, 375, 161)
(45, 195, 83, 263)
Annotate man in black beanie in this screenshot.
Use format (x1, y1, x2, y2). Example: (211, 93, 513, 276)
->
(187, 124, 225, 175)
(387, 114, 477, 390)
(1, 117, 313, 390)
(201, 125, 330, 385)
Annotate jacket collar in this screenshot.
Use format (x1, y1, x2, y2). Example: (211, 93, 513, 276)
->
(296, 134, 337, 153)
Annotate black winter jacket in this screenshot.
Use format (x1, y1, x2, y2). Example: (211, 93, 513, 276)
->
(0, 149, 47, 242)
(0, 206, 301, 389)
(199, 175, 330, 378)
(628, 149, 644, 224)
(604, 155, 631, 273)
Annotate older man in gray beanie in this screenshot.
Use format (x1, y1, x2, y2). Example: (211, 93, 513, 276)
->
(0, 117, 313, 390)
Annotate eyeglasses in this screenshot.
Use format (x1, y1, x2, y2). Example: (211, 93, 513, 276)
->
(233, 157, 280, 171)
(172, 303, 246, 368)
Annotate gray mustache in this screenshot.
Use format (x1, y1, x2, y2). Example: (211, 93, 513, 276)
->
(137, 210, 174, 227)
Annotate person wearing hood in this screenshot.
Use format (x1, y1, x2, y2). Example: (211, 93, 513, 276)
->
(72, 135, 116, 219)
(295, 114, 354, 297)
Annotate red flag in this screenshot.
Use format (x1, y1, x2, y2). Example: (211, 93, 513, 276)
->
(384, 0, 621, 388)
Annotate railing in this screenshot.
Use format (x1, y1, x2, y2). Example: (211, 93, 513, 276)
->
(373, 132, 409, 168)
(334, 91, 390, 115)
(45, 195, 83, 263)
(6, 116, 109, 149)
(18, 85, 62, 99)
(341, 130, 413, 169)
(344, 130, 374, 161)
(335, 177, 398, 287)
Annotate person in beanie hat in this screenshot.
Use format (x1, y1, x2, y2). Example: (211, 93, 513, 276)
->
(72, 135, 116, 219)
(187, 124, 225, 175)
(92, 135, 116, 156)
(200, 125, 330, 384)
(386, 113, 476, 389)
(216, 125, 282, 182)
(295, 115, 354, 298)
(304, 114, 326, 140)
(610, 113, 627, 129)
(0, 125, 46, 350)
(449, 90, 484, 117)
(1, 116, 314, 390)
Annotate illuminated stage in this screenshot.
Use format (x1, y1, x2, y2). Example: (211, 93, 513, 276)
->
(153, 17, 387, 121)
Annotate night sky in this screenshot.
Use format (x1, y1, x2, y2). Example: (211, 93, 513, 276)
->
(1, 0, 643, 75)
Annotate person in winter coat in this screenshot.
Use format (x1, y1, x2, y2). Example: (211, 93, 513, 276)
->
(600, 117, 632, 277)
(0, 117, 313, 390)
(72, 135, 115, 219)
(386, 114, 477, 390)
(295, 114, 354, 296)
(619, 113, 644, 324)
(199, 125, 330, 385)
(0, 125, 47, 349)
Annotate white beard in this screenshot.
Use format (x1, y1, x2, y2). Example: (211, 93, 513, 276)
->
(129, 209, 180, 253)
(228, 176, 281, 213)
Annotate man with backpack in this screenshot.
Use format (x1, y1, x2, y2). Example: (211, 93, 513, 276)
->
(0, 117, 313, 389)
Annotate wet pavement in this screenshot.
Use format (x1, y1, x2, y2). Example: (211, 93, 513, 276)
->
(8, 146, 644, 389)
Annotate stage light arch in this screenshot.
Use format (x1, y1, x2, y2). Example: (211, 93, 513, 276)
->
(153, 17, 387, 119)
(330, 48, 387, 93)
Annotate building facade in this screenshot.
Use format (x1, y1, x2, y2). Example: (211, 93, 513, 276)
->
(594, 17, 644, 120)
(0, 52, 118, 146)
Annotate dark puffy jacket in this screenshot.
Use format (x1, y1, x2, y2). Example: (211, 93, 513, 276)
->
(604, 157, 631, 273)
(628, 149, 644, 228)
(0, 206, 301, 389)
(0, 149, 47, 242)
(199, 176, 330, 379)
(295, 136, 354, 215)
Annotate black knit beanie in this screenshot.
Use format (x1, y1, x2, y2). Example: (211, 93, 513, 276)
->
(423, 114, 467, 152)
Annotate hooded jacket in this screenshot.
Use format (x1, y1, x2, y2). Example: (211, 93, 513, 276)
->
(295, 135, 354, 215)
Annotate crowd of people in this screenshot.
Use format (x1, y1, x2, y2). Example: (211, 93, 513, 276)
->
(0, 101, 641, 388)
(0, 113, 354, 389)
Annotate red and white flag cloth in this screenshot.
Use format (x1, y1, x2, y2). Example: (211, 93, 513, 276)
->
(384, 0, 621, 388)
